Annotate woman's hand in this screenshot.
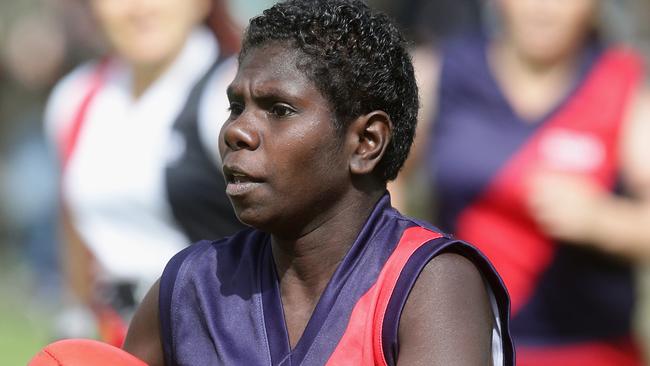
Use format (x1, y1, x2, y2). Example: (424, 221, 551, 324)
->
(527, 171, 606, 245)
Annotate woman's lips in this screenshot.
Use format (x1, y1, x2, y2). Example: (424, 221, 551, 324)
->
(223, 166, 263, 196)
(226, 180, 262, 196)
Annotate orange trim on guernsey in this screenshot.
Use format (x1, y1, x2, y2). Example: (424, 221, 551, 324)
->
(325, 227, 443, 366)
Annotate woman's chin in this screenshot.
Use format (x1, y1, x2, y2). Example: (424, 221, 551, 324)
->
(234, 209, 268, 230)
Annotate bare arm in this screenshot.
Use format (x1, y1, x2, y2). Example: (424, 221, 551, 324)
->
(123, 280, 164, 366)
(595, 88, 650, 258)
(60, 207, 96, 304)
(397, 253, 494, 366)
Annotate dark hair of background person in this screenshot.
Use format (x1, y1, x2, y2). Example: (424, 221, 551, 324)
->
(240, 0, 419, 182)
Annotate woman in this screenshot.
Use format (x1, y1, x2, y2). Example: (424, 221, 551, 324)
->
(44, 0, 246, 344)
(123, 1, 514, 365)
(393, 0, 650, 364)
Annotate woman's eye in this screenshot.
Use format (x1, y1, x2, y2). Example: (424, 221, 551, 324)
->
(270, 104, 296, 118)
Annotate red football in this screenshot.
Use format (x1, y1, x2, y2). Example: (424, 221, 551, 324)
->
(28, 338, 147, 366)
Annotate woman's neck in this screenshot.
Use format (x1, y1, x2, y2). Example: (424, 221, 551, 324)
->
(270, 189, 384, 349)
(130, 37, 188, 99)
(131, 59, 172, 99)
(271, 189, 384, 300)
(489, 38, 583, 122)
(131, 67, 157, 99)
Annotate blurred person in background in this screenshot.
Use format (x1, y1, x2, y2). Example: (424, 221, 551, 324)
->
(44, 0, 249, 346)
(0, 3, 101, 363)
(0, 7, 69, 302)
(391, 0, 650, 365)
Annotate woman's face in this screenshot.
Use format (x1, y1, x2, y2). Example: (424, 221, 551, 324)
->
(90, 0, 209, 67)
(498, 0, 598, 63)
(219, 45, 352, 236)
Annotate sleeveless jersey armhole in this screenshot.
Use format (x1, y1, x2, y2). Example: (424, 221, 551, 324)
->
(380, 238, 515, 366)
(158, 242, 207, 366)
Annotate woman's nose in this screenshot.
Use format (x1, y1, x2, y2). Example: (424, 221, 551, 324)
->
(221, 114, 261, 152)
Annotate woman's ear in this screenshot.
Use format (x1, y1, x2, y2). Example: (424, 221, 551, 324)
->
(348, 111, 392, 175)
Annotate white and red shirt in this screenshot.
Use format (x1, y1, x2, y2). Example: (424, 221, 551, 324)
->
(44, 28, 229, 295)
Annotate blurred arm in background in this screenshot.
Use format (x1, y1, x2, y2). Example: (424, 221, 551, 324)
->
(528, 87, 650, 260)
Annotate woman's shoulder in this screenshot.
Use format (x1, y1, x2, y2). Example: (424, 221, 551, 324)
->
(435, 34, 493, 98)
(47, 60, 104, 110)
(160, 228, 265, 283)
(44, 60, 107, 144)
(378, 211, 515, 364)
(439, 33, 488, 67)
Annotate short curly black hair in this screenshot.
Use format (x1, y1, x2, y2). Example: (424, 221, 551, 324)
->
(240, 0, 418, 182)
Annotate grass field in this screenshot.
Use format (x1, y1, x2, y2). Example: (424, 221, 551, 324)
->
(0, 302, 50, 365)
(0, 256, 55, 365)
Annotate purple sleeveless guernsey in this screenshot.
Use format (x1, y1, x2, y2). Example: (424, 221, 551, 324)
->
(430, 36, 644, 365)
(159, 194, 514, 365)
